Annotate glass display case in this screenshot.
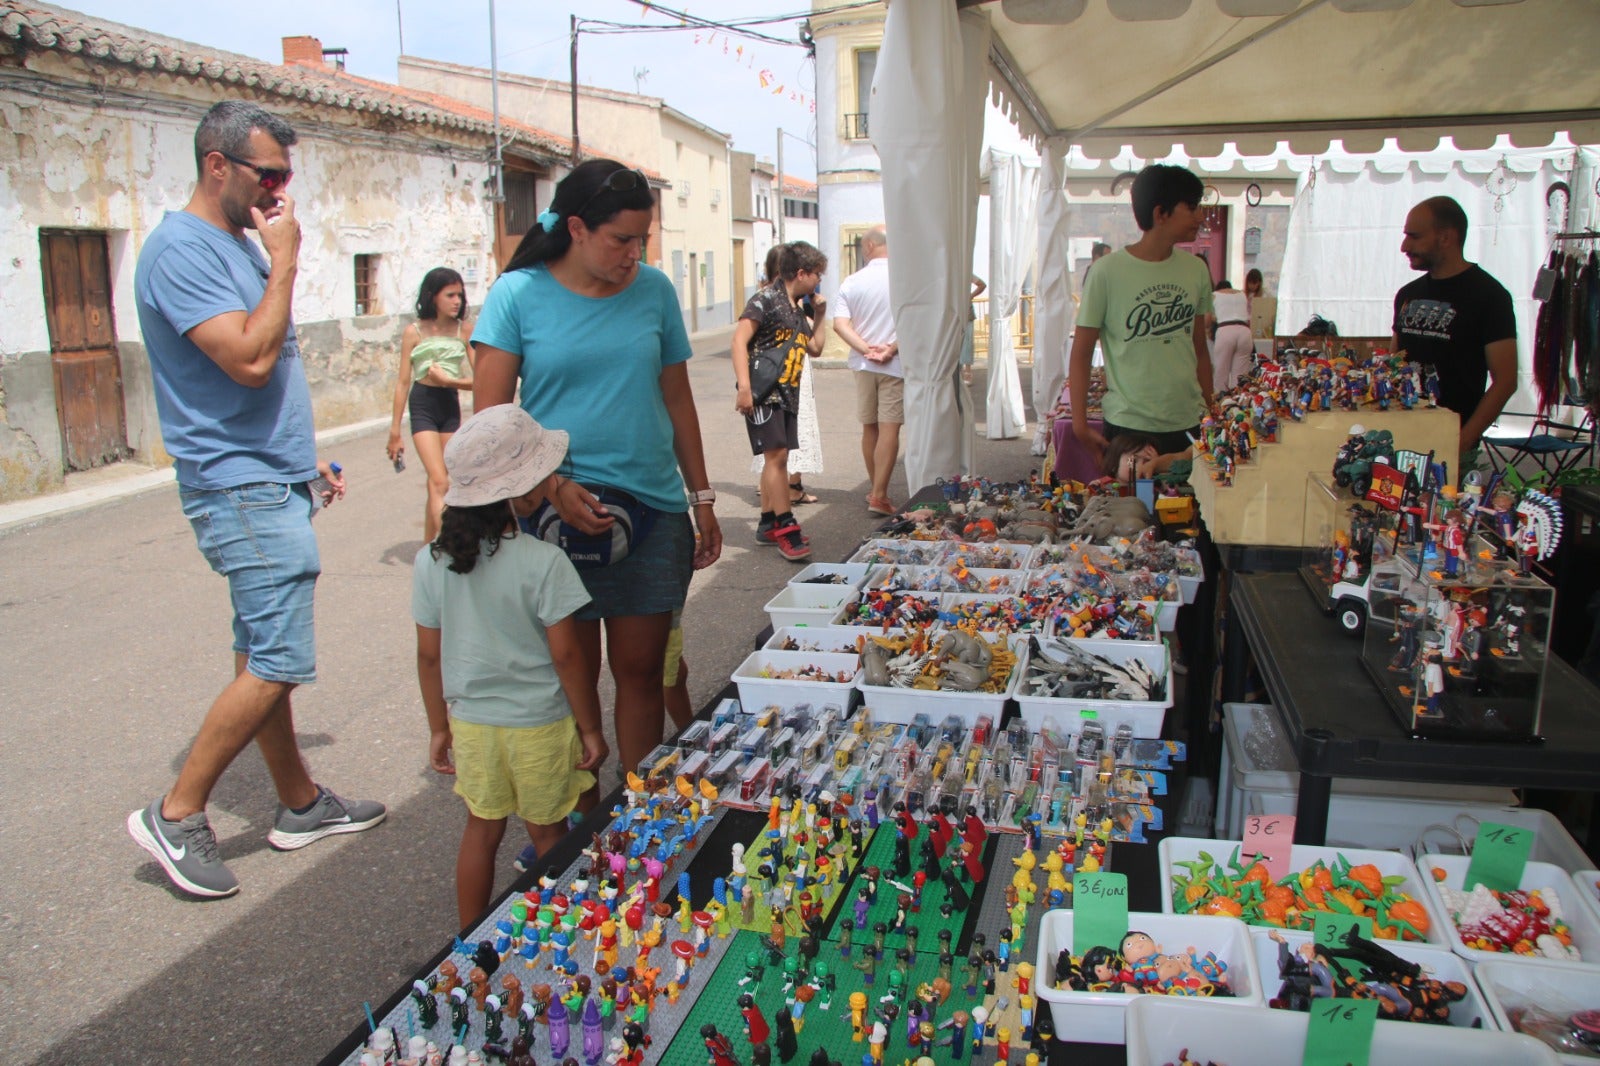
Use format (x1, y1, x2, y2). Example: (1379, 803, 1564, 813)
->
(1358, 542, 1553, 741)
(1299, 472, 1387, 634)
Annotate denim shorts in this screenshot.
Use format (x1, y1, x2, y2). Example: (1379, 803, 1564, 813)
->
(575, 509, 693, 621)
(178, 481, 321, 684)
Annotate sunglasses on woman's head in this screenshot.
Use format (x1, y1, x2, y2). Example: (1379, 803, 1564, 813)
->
(572, 167, 649, 220)
(219, 151, 294, 191)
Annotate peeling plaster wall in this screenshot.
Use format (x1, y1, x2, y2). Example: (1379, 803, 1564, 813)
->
(0, 53, 497, 501)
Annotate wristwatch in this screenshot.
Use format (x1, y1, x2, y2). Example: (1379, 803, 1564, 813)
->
(689, 488, 717, 506)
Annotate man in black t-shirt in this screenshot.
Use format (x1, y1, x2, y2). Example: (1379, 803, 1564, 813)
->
(1392, 196, 1518, 465)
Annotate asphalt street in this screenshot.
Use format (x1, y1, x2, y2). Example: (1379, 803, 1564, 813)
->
(0, 328, 1042, 1063)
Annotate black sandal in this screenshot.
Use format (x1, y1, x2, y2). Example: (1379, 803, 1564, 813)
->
(789, 480, 819, 505)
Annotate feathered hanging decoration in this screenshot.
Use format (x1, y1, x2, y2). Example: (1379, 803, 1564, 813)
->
(1533, 250, 1566, 413)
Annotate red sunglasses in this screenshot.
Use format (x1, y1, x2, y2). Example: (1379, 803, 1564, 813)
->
(219, 151, 294, 191)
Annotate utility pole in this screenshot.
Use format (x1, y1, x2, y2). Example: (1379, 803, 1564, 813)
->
(776, 127, 785, 245)
(396, 0, 405, 56)
(489, 0, 503, 202)
(570, 15, 581, 163)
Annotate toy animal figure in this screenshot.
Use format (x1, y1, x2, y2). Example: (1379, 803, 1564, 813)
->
(1059, 495, 1155, 542)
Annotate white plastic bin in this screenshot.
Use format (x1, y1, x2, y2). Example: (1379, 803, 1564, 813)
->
(763, 584, 855, 629)
(763, 625, 878, 655)
(787, 562, 872, 590)
(1157, 836, 1449, 948)
(1034, 910, 1264, 1044)
(848, 539, 946, 566)
(1574, 869, 1600, 929)
(1214, 702, 1519, 845)
(944, 542, 1032, 570)
(1416, 854, 1600, 966)
(855, 633, 1019, 726)
(1475, 956, 1600, 1065)
(731, 650, 859, 714)
(1012, 636, 1173, 738)
(1123, 996, 1559, 1066)
(1249, 928, 1488, 1030)
(1411, 809, 1595, 875)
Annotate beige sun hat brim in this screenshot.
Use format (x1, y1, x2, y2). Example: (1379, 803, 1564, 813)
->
(442, 407, 570, 508)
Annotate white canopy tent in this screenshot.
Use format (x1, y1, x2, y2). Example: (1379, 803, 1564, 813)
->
(874, 0, 1600, 492)
(1277, 143, 1600, 414)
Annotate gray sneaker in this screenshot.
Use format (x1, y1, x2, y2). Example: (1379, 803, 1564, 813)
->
(127, 798, 240, 898)
(267, 785, 386, 851)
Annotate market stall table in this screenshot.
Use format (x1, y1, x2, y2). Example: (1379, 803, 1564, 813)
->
(1225, 572, 1600, 846)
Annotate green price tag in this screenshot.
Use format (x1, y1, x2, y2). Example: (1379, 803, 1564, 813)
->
(1303, 997, 1378, 1066)
(1072, 872, 1129, 956)
(1313, 910, 1374, 950)
(1465, 821, 1534, 893)
(1078, 710, 1099, 720)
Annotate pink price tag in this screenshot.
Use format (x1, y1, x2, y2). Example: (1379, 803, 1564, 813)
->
(1241, 814, 1295, 878)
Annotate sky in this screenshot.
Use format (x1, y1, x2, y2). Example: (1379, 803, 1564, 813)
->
(62, 0, 829, 177)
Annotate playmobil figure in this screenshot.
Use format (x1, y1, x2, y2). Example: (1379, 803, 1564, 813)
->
(1419, 642, 1446, 719)
(850, 991, 869, 1041)
(739, 993, 771, 1045)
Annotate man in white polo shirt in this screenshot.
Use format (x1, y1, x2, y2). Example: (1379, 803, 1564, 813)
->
(832, 225, 902, 516)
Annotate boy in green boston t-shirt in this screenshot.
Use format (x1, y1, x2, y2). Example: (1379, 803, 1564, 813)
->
(1069, 165, 1217, 464)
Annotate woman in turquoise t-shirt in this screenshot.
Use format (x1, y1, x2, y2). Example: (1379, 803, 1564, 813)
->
(472, 159, 722, 776)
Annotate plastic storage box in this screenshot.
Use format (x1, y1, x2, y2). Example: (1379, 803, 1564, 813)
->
(1575, 869, 1600, 928)
(1123, 996, 1559, 1066)
(763, 584, 856, 629)
(1248, 928, 1489, 1030)
(1012, 637, 1173, 738)
(1410, 808, 1594, 875)
(1157, 836, 1449, 948)
(787, 562, 872, 590)
(730, 650, 859, 715)
(855, 632, 1020, 726)
(1415, 853, 1600, 966)
(1475, 956, 1600, 1065)
(1033, 910, 1264, 1044)
(763, 625, 877, 655)
(1214, 702, 1518, 844)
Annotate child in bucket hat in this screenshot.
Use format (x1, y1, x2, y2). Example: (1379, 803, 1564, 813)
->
(411, 405, 608, 927)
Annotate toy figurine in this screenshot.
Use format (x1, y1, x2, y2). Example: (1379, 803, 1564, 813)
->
(703, 1024, 741, 1066)
(549, 995, 572, 1058)
(582, 997, 605, 1065)
(774, 1007, 799, 1063)
(410, 979, 440, 1030)
(1013, 961, 1034, 998)
(854, 887, 871, 930)
(942, 865, 971, 910)
(838, 914, 854, 957)
(1418, 642, 1446, 720)
(850, 991, 869, 1041)
(855, 944, 878, 985)
(1388, 603, 1423, 671)
(868, 1020, 887, 1064)
(965, 950, 983, 996)
(996, 929, 1012, 972)
(740, 993, 771, 1045)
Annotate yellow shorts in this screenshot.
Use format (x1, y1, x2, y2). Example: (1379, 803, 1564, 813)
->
(663, 609, 684, 687)
(450, 716, 595, 826)
(855, 370, 905, 425)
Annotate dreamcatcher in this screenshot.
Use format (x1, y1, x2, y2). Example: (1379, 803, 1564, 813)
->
(1198, 184, 1222, 238)
(1485, 155, 1520, 246)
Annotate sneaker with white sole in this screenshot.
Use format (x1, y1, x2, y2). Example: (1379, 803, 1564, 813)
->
(127, 798, 240, 898)
(267, 785, 387, 851)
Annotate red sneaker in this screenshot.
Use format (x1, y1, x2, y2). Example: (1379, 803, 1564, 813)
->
(772, 524, 812, 561)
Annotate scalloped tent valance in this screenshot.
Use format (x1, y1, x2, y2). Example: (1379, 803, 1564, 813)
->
(977, 0, 1600, 158)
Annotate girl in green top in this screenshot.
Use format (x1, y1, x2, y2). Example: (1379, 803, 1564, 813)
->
(388, 267, 474, 541)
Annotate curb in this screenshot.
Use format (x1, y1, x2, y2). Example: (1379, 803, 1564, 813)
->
(0, 416, 393, 535)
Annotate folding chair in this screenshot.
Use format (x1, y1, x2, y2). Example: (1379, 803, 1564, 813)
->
(1481, 408, 1596, 478)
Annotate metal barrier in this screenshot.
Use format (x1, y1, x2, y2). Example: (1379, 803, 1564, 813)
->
(971, 294, 1034, 364)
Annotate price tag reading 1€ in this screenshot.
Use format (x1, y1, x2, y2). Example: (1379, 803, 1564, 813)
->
(1072, 872, 1129, 956)
(1242, 814, 1295, 878)
(1303, 998, 1379, 1066)
(1464, 821, 1535, 893)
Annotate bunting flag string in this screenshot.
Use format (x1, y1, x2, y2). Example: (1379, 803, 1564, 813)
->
(692, 29, 816, 113)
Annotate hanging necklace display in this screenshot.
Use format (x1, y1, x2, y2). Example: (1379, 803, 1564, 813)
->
(1197, 183, 1221, 238)
(1245, 182, 1262, 207)
(1485, 155, 1519, 246)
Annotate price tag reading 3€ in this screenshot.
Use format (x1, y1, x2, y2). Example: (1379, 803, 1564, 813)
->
(1242, 814, 1295, 879)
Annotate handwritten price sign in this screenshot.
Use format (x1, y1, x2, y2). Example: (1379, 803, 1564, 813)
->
(1072, 872, 1129, 956)
(1242, 814, 1294, 879)
(1314, 910, 1374, 950)
(1465, 821, 1534, 893)
(1303, 998, 1378, 1066)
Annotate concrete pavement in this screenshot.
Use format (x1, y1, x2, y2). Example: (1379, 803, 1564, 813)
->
(0, 327, 1043, 1063)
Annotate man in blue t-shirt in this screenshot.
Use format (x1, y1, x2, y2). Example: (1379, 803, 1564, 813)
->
(125, 101, 384, 899)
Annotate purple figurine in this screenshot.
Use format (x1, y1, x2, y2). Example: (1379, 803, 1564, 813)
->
(582, 996, 605, 1065)
(549, 994, 571, 1058)
(854, 887, 871, 930)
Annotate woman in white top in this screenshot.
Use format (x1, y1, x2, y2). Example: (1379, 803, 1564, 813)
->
(1209, 277, 1253, 393)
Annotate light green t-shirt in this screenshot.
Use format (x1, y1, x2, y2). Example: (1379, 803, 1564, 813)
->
(1077, 248, 1214, 433)
(410, 335, 469, 381)
(411, 534, 592, 728)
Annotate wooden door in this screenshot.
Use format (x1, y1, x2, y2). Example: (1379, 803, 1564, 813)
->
(1177, 205, 1228, 287)
(40, 230, 128, 471)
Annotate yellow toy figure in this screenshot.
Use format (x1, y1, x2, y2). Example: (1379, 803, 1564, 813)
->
(706, 898, 728, 937)
(664, 979, 683, 1005)
(1047, 867, 1069, 901)
(597, 918, 619, 970)
(1012, 962, 1035, 998)
(678, 896, 693, 934)
(1011, 850, 1036, 878)
(790, 795, 807, 838)
(1078, 852, 1101, 874)
(850, 991, 868, 1040)
(1041, 850, 1064, 875)
(769, 795, 782, 833)
(1072, 812, 1088, 847)
(806, 802, 818, 833)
